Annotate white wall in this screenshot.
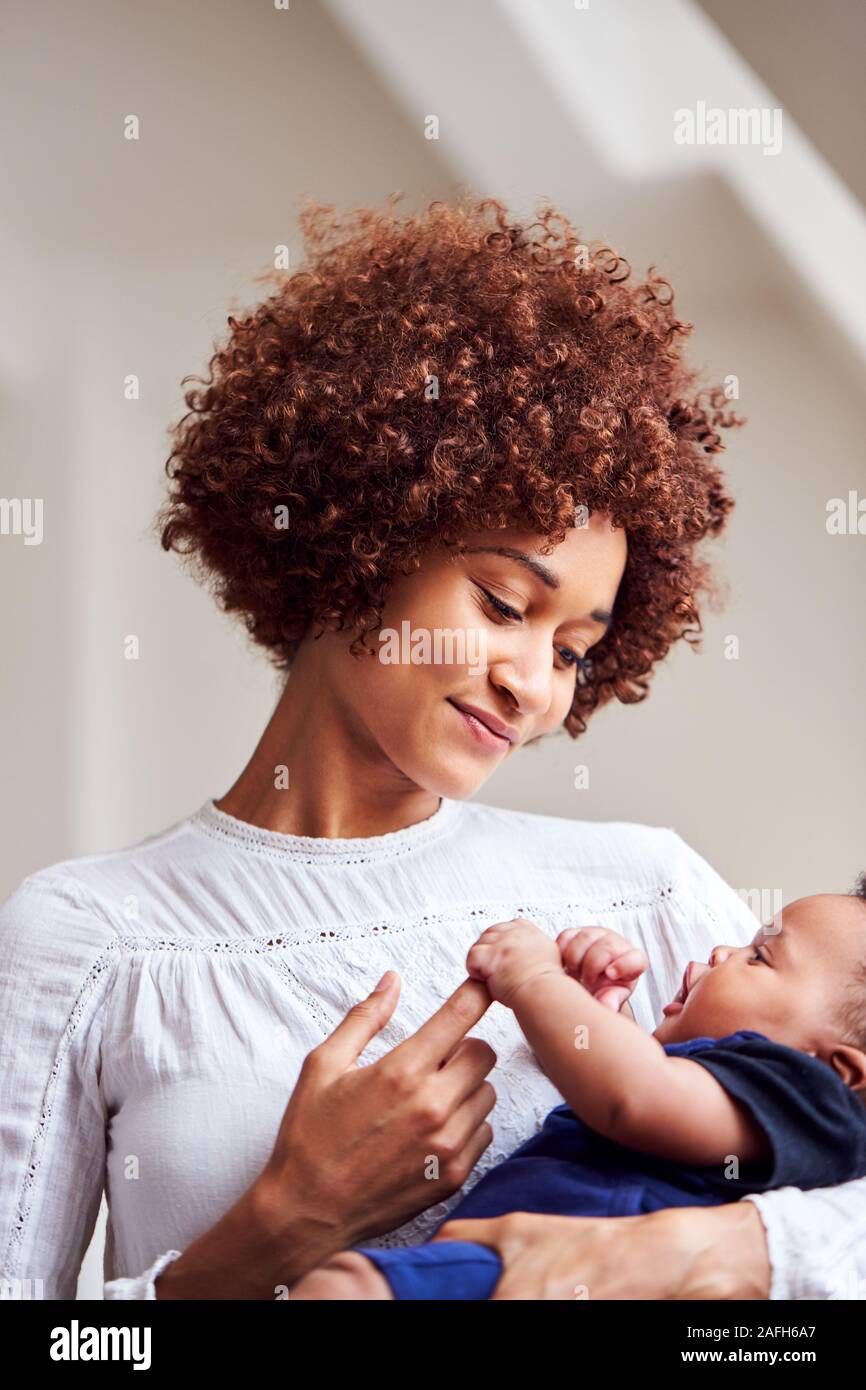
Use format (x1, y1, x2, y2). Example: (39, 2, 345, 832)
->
(1, 0, 863, 1297)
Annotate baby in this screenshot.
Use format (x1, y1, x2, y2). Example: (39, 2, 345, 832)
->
(292, 885, 866, 1300)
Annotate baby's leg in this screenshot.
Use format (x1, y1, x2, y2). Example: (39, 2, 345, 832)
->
(291, 1250, 393, 1300)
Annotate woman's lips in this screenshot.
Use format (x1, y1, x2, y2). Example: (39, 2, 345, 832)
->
(448, 699, 513, 753)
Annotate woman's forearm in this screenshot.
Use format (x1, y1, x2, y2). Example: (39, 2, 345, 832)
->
(436, 1200, 772, 1299)
(155, 1179, 349, 1299)
(665, 1201, 771, 1299)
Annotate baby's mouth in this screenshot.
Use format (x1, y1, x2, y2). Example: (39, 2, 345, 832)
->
(662, 962, 694, 1017)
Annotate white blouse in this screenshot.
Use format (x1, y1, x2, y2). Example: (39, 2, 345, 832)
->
(1, 796, 863, 1300)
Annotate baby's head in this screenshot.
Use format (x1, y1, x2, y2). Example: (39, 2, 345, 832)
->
(653, 878, 866, 1101)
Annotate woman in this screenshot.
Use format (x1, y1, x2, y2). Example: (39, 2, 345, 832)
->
(2, 197, 860, 1300)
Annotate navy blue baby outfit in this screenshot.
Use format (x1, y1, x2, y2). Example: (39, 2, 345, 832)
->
(355, 1029, 866, 1299)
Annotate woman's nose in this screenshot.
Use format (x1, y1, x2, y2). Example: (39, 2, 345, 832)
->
(489, 657, 553, 720)
(709, 944, 734, 966)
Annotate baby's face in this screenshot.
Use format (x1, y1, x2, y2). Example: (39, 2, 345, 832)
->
(652, 893, 866, 1058)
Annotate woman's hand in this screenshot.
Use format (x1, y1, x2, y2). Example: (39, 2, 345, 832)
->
(262, 972, 497, 1250)
(556, 926, 648, 1013)
(157, 971, 497, 1298)
(466, 918, 562, 1007)
(431, 1202, 771, 1299)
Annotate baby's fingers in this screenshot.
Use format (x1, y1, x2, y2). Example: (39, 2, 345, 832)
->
(566, 937, 646, 995)
(466, 942, 495, 982)
(585, 945, 646, 996)
(556, 927, 607, 979)
(595, 984, 633, 1013)
(600, 946, 648, 985)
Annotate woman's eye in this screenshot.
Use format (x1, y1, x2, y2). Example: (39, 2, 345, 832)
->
(559, 648, 593, 685)
(751, 946, 765, 963)
(478, 587, 594, 682)
(558, 646, 583, 673)
(479, 586, 523, 622)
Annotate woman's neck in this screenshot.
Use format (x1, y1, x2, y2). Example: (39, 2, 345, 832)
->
(214, 665, 441, 840)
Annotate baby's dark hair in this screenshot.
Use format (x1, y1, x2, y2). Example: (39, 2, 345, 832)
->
(836, 873, 866, 1062)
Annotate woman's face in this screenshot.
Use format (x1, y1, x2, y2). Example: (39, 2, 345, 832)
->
(319, 514, 628, 799)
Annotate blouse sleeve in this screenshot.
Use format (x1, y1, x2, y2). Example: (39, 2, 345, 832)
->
(740, 1182, 866, 1300)
(0, 876, 182, 1300)
(103, 1248, 184, 1299)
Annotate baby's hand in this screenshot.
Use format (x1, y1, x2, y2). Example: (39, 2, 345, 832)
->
(466, 918, 561, 1008)
(557, 926, 648, 1013)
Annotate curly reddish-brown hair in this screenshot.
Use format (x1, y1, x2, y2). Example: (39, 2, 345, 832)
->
(157, 193, 743, 736)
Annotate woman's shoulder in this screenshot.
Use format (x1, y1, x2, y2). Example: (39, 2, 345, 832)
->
(0, 866, 121, 1001)
(460, 798, 682, 863)
(459, 799, 739, 906)
(0, 803, 208, 952)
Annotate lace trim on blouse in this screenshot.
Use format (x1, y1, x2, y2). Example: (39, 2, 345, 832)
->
(190, 794, 465, 863)
(53, 886, 682, 953)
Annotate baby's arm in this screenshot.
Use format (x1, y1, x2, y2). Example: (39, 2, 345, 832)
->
(513, 971, 769, 1165)
(467, 920, 769, 1167)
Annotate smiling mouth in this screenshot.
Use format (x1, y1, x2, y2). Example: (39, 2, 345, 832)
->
(447, 698, 516, 752)
(662, 963, 694, 1016)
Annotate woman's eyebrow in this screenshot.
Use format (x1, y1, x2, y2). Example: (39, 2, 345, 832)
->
(461, 545, 614, 628)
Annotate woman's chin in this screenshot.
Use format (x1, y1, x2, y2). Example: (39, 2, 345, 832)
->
(402, 752, 496, 803)
(427, 765, 493, 801)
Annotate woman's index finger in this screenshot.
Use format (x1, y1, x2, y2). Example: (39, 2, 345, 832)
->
(398, 976, 492, 1067)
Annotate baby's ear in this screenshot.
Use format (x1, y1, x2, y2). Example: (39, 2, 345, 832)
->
(829, 1043, 866, 1095)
